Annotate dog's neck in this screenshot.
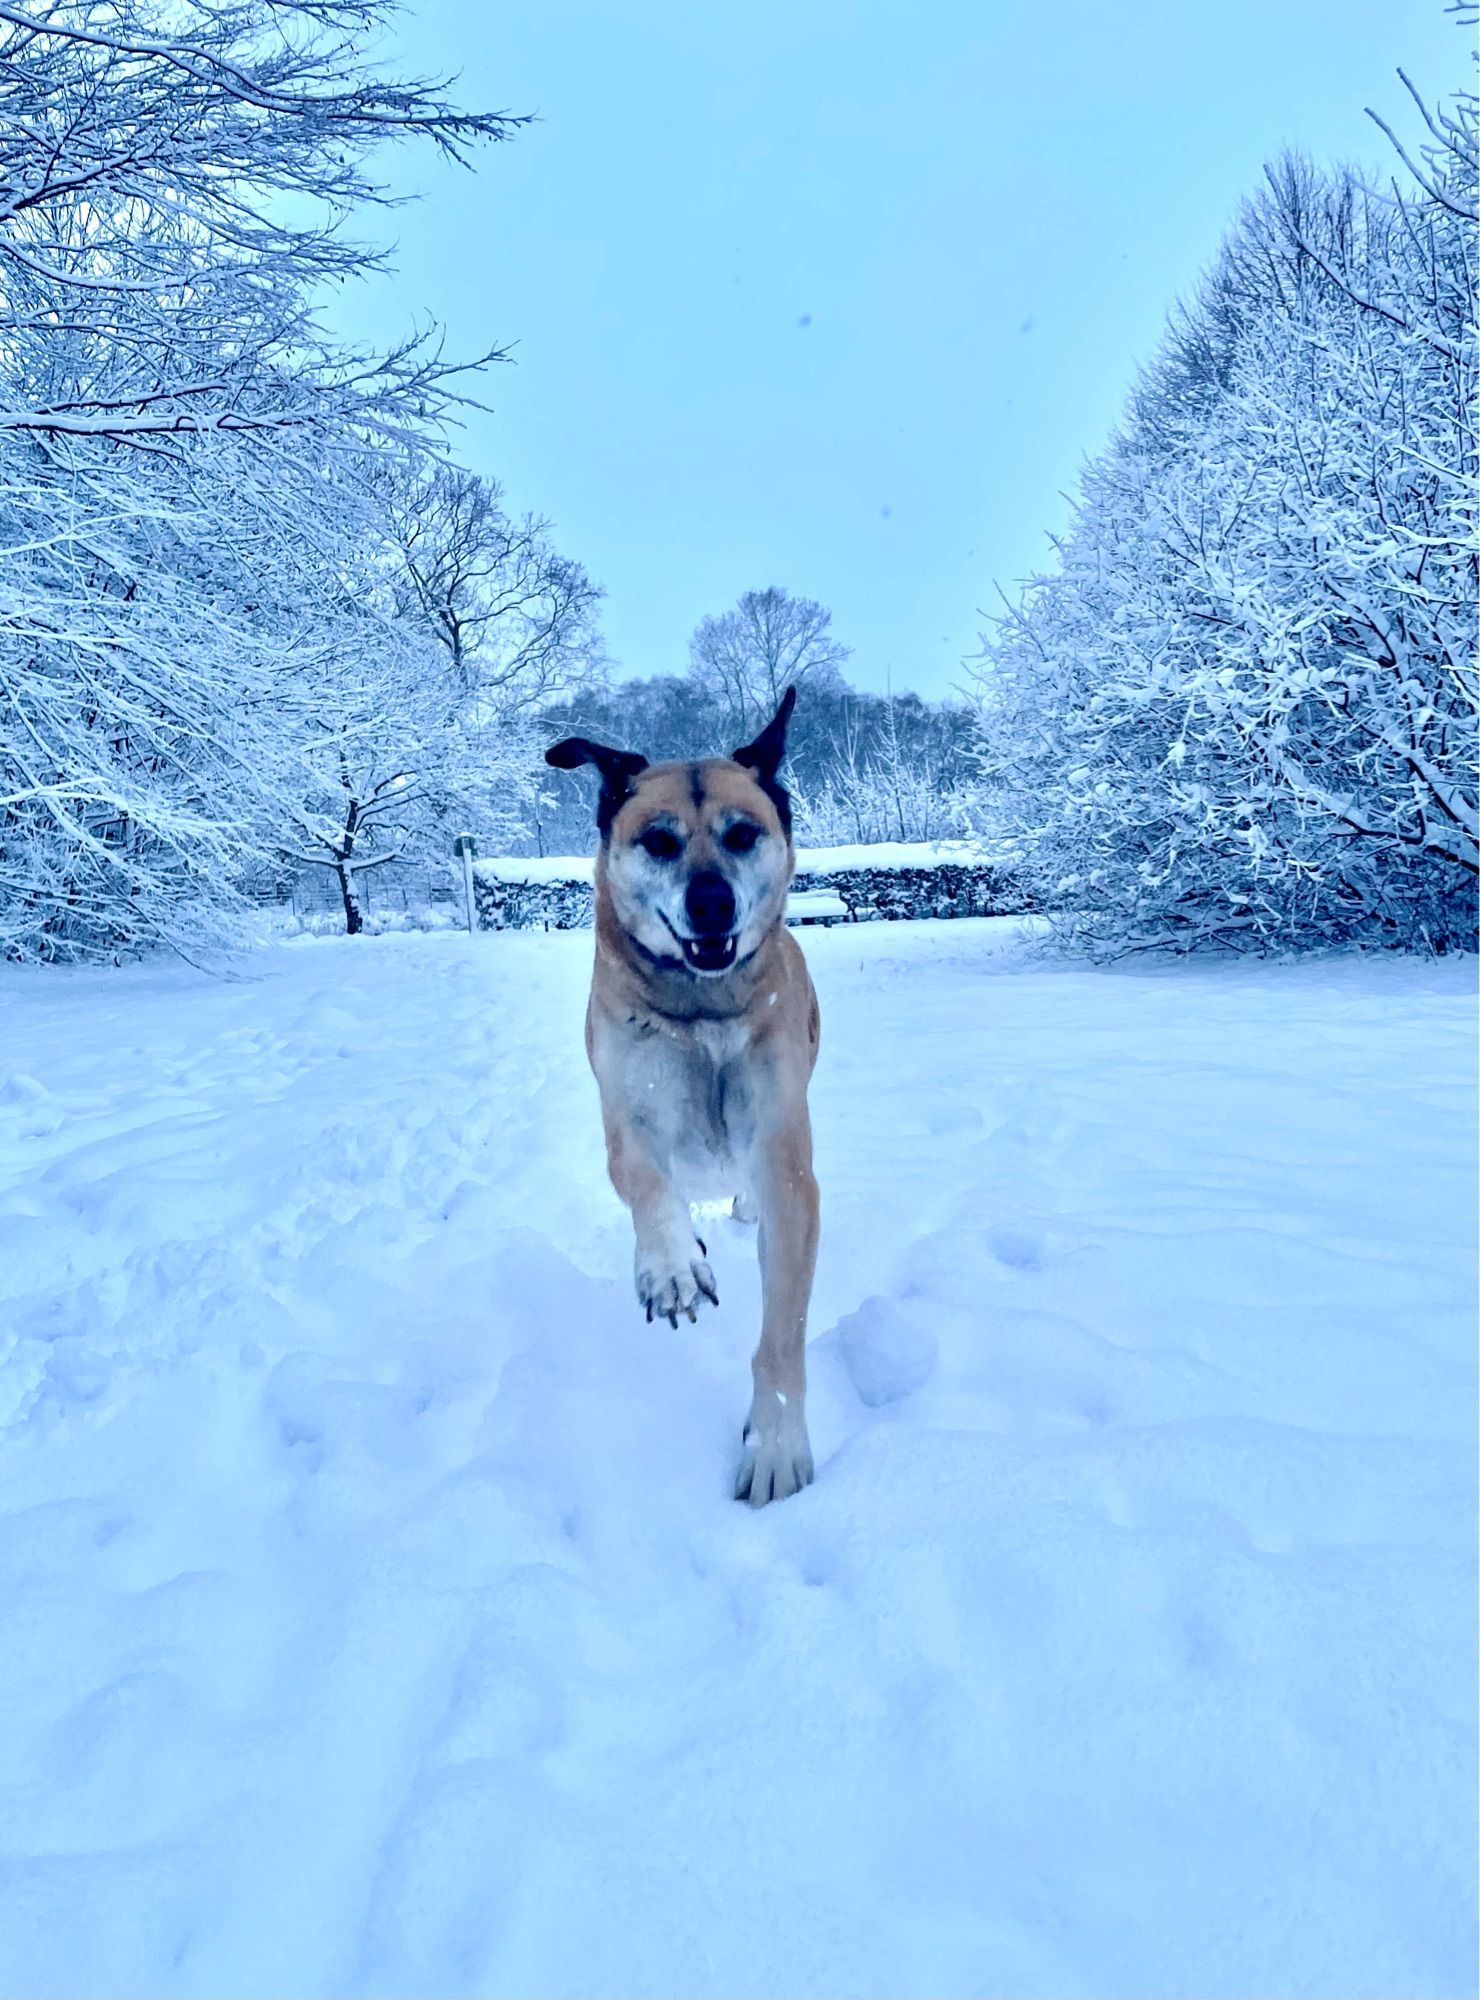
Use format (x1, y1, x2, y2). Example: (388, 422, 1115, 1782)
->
(593, 877, 784, 1024)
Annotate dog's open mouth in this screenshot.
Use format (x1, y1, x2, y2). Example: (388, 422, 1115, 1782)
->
(680, 934, 738, 974)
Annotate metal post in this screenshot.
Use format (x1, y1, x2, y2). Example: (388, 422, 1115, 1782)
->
(454, 833, 477, 934)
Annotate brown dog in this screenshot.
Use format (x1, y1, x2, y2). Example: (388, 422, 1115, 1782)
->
(546, 689, 820, 1505)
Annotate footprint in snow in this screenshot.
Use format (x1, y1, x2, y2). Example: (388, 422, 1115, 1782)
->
(989, 1227, 1043, 1271)
(834, 1295, 938, 1408)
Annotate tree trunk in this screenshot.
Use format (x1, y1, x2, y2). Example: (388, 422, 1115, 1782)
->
(336, 795, 363, 935)
(337, 863, 363, 935)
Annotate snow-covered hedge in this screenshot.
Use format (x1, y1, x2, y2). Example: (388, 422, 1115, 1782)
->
(471, 856, 596, 932)
(795, 843, 1030, 923)
(471, 843, 1028, 931)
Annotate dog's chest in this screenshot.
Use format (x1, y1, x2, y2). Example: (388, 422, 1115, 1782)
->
(635, 1014, 756, 1181)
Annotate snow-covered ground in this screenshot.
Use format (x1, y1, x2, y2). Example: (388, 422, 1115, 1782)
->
(1, 922, 1474, 2000)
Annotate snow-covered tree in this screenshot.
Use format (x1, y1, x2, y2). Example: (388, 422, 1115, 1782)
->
(280, 460, 604, 931)
(0, 0, 523, 960)
(687, 587, 851, 739)
(384, 466, 605, 705)
(976, 42, 1477, 954)
(274, 627, 537, 938)
(791, 693, 981, 845)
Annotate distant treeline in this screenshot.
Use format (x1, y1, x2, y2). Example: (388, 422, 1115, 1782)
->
(530, 646, 981, 856)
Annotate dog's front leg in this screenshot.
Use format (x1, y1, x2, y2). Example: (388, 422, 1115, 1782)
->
(604, 1116, 718, 1328)
(735, 1121, 819, 1506)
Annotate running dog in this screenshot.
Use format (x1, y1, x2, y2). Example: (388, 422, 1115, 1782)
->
(545, 688, 820, 1506)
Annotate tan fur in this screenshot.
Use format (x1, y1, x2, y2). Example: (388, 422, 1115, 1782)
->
(581, 755, 822, 1505)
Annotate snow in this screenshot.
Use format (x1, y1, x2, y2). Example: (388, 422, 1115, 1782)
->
(1, 921, 1474, 1999)
(783, 890, 850, 925)
(793, 838, 996, 874)
(472, 853, 595, 885)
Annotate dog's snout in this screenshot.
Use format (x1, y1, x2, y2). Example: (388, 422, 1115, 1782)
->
(685, 868, 736, 937)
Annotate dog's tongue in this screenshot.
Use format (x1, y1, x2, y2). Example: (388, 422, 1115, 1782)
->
(683, 935, 737, 973)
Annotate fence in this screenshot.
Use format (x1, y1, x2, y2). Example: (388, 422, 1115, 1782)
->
(249, 860, 462, 934)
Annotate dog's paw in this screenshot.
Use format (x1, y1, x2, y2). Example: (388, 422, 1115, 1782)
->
(636, 1244, 718, 1328)
(730, 1191, 758, 1226)
(734, 1392, 813, 1507)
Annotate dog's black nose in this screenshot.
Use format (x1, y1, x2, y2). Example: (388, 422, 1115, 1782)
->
(685, 869, 736, 937)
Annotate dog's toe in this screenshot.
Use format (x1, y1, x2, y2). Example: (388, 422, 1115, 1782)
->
(734, 1447, 770, 1506)
(734, 1407, 814, 1508)
(636, 1247, 718, 1325)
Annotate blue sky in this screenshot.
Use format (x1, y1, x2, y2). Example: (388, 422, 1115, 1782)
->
(345, 1, 1465, 697)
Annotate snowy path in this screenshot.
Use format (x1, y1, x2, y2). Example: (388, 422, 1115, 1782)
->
(1, 924, 1474, 1999)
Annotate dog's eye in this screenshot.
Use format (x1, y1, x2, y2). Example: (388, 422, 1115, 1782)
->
(721, 822, 761, 855)
(638, 826, 683, 861)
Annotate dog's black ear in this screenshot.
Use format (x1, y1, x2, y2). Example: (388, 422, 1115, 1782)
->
(545, 736, 649, 837)
(731, 687, 796, 835)
(731, 686, 797, 783)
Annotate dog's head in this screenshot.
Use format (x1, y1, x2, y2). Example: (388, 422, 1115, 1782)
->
(546, 688, 797, 977)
